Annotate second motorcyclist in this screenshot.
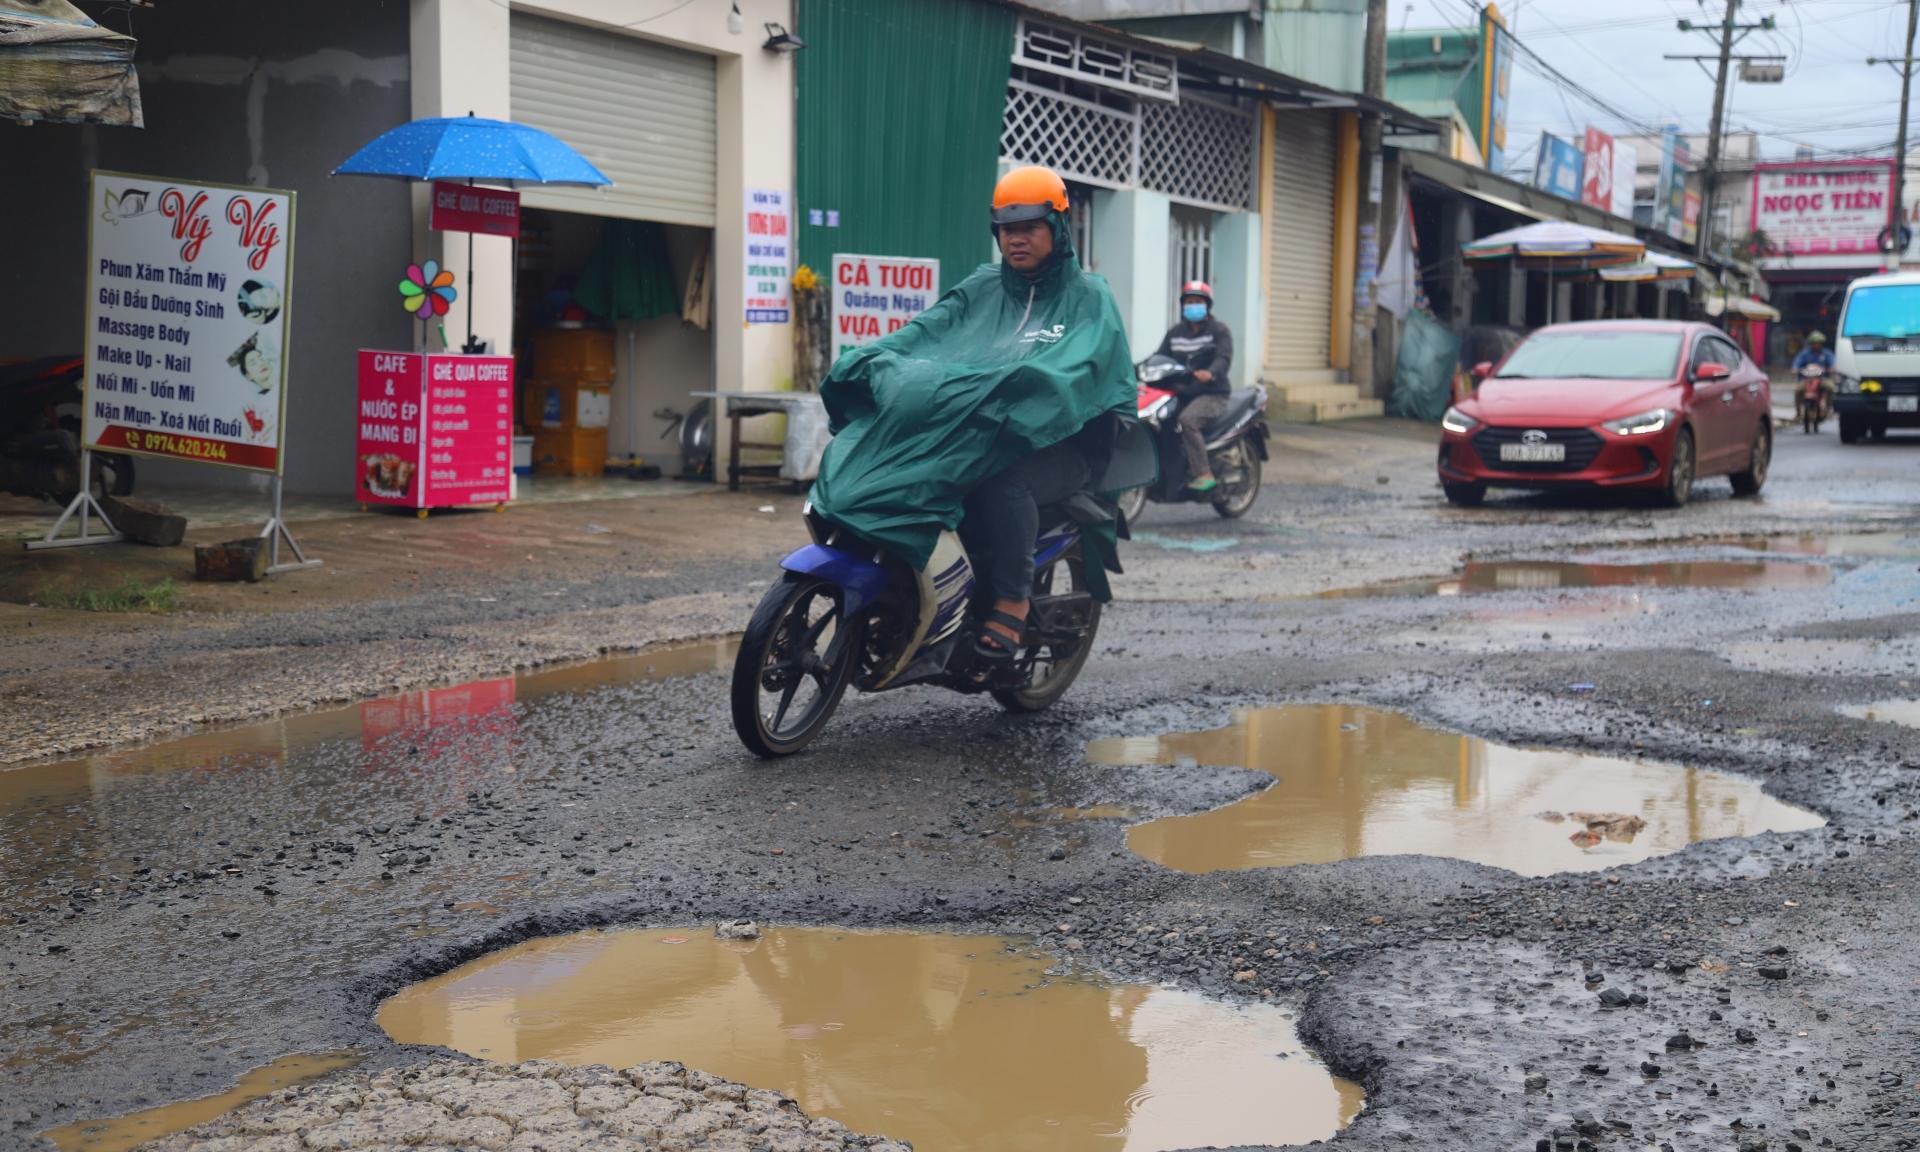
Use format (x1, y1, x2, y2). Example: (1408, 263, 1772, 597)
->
(1153, 281, 1234, 491)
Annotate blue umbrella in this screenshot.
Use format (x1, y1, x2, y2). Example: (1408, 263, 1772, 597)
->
(334, 115, 609, 351)
(332, 115, 610, 187)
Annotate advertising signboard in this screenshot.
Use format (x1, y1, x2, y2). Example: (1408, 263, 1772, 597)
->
(1479, 7, 1514, 174)
(1655, 132, 1692, 240)
(829, 254, 940, 359)
(356, 351, 513, 510)
(1612, 141, 1639, 219)
(1580, 127, 1614, 211)
(82, 170, 294, 473)
(430, 181, 520, 237)
(1535, 132, 1585, 201)
(745, 188, 791, 324)
(1751, 161, 1895, 257)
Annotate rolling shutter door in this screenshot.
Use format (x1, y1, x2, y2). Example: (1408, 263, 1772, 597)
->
(1265, 110, 1336, 372)
(509, 12, 716, 227)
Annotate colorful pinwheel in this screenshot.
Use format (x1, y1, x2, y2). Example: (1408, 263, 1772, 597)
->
(399, 261, 457, 319)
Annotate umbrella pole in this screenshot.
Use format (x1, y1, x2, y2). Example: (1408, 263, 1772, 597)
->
(465, 178, 476, 353)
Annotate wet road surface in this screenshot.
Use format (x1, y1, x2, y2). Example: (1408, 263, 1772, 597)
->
(6, 421, 1920, 1150)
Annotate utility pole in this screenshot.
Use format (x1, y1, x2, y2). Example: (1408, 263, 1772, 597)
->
(1869, 0, 1920, 270)
(1669, 4, 1779, 260)
(1351, 0, 1387, 398)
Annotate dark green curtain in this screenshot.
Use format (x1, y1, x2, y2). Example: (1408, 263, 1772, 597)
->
(573, 219, 678, 322)
(795, 0, 1015, 294)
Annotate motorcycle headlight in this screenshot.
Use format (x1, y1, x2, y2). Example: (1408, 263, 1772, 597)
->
(1440, 406, 1478, 434)
(1601, 408, 1673, 436)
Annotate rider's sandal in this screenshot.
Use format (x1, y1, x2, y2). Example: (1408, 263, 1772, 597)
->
(971, 608, 1027, 667)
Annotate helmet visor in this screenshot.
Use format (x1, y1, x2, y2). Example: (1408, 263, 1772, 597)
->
(992, 202, 1055, 225)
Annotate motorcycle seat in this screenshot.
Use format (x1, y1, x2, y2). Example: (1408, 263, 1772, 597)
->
(1201, 386, 1264, 441)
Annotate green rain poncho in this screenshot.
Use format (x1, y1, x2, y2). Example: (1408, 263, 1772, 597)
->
(809, 213, 1138, 598)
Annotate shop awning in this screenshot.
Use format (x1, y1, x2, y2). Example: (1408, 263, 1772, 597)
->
(0, 0, 142, 127)
(1705, 294, 1781, 321)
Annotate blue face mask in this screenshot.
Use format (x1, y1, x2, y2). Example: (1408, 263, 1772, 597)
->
(1182, 303, 1208, 323)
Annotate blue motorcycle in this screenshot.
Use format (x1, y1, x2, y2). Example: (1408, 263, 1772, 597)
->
(729, 424, 1155, 757)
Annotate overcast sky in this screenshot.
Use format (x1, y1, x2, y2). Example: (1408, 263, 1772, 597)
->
(1394, 0, 1916, 172)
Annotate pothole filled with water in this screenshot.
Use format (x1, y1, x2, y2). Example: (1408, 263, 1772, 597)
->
(1839, 699, 1920, 728)
(377, 926, 1363, 1151)
(1087, 705, 1823, 876)
(1324, 559, 1832, 598)
(43, 1052, 362, 1152)
(0, 637, 739, 901)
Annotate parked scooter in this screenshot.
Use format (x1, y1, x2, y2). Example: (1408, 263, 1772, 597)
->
(0, 355, 135, 502)
(729, 422, 1156, 757)
(1796, 364, 1834, 434)
(1113, 353, 1268, 523)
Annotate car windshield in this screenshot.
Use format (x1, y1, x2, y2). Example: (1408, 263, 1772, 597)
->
(1841, 284, 1920, 339)
(1494, 331, 1683, 380)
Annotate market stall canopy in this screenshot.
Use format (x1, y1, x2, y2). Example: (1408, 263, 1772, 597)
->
(1705, 293, 1781, 321)
(0, 0, 141, 127)
(1461, 221, 1645, 270)
(332, 115, 610, 187)
(1598, 252, 1697, 282)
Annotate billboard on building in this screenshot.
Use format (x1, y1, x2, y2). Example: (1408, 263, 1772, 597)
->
(1612, 141, 1639, 219)
(82, 171, 294, 473)
(1534, 132, 1584, 200)
(745, 188, 791, 324)
(1579, 127, 1613, 210)
(1751, 160, 1895, 257)
(1654, 132, 1691, 241)
(1479, 6, 1514, 175)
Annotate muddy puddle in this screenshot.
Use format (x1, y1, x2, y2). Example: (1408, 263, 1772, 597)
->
(1839, 699, 1920, 728)
(0, 638, 738, 902)
(1324, 558, 1832, 598)
(43, 1052, 362, 1152)
(1739, 531, 1920, 557)
(377, 926, 1362, 1151)
(1087, 704, 1823, 876)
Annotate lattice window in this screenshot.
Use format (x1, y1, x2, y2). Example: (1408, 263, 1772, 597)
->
(1015, 18, 1177, 102)
(1001, 80, 1138, 191)
(1141, 97, 1257, 211)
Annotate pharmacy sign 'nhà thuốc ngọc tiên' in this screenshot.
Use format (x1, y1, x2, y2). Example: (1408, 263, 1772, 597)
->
(83, 170, 295, 473)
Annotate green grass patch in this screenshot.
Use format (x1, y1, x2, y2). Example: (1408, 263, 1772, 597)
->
(36, 577, 183, 613)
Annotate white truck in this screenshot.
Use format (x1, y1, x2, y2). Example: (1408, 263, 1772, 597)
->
(1833, 269, 1920, 443)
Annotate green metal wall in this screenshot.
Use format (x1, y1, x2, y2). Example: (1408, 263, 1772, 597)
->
(796, 0, 1015, 295)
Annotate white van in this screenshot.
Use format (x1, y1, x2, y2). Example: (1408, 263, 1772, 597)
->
(1833, 269, 1920, 442)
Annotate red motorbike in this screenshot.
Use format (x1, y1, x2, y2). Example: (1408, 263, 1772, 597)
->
(1114, 353, 1269, 523)
(1797, 365, 1833, 434)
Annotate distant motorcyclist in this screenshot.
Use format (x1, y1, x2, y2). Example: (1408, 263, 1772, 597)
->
(1152, 281, 1233, 491)
(1792, 330, 1833, 373)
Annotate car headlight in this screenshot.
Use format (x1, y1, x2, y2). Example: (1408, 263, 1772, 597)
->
(1440, 406, 1478, 434)
(1838, 375, 1862, 394)
(1601, 408, 1673, 436)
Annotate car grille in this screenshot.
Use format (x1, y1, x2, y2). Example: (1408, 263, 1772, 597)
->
(1470, 426, 1605, 472)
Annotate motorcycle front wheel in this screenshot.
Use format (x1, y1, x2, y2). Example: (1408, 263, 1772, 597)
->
(730, 572, 861, 757)
(992, 544, 1101, 713)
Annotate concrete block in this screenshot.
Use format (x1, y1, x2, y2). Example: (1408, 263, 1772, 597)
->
(100, 495, 186, 547)
(195, 537, 267, 582)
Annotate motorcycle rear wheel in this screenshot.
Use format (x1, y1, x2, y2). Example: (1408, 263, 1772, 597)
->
(1210, 441, 1261, 519)
(992, 544, 1101, 713)
(1114, 485, 1147, 529)
(730, 572, 861, 757)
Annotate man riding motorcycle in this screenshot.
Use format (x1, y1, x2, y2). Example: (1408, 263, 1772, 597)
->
(1793, 330, 1833, 374)
(806, 165, 1137, 676)
(1152, 281, 1234, 492)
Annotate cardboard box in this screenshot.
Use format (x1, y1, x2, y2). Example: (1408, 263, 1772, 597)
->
(532, 426, 608, 475)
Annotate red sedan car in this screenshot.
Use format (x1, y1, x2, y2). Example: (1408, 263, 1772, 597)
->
(1437, 320, 1772, 508)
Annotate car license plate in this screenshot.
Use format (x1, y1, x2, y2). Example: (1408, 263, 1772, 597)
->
(1890, 395, 1918, 413)
(1500, 443, 1565, 462)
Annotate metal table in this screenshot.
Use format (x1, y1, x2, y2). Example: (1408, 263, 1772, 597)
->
(690, 390, 818, 491)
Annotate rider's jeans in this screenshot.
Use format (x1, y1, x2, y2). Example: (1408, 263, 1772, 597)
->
(962, 439, 1091, 602)
(1174, 393, 1230, 479)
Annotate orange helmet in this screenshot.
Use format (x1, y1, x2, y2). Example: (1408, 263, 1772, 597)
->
(1180, 280, 1213, 305)
(992, 166, 1069, 225)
